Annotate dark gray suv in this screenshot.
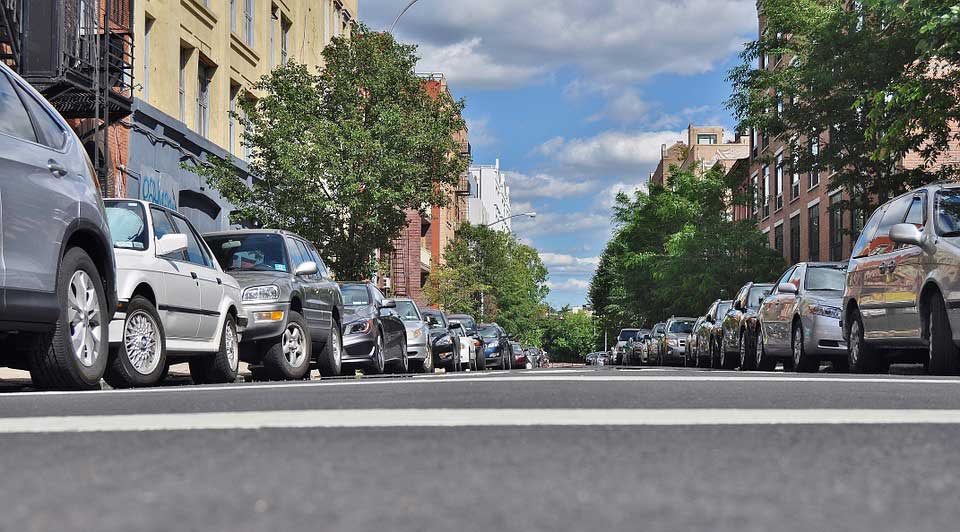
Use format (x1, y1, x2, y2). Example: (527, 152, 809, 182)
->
(0, 63, 117, 389)
(204, 230, 345, 379)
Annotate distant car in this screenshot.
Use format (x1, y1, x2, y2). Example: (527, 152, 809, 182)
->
(104, 199, 245, 387)
(524, 346, 543, 368)
(758, 263, 847, 372)
(510, 342, 529, 369)
(626, 329, 650, 366)
(450, 322, 474, 370)
(339, 282, 408, 374)
(479, 323, 512, 370)
(448, 313, 485, 370)
(393, 299, 433, 373)
(689, 307, 714, 368)
(704, 300, 733, 368)
(641, 323, 666, 365)
(721, 282, 774, 370)
(204, 229, 345, 379)
(658, 317, 695, 366)
(613, 328, 640, 365)
(0, 62, 117, 390)
(422, 309, 462, 371)
(843, 184, 960, 375)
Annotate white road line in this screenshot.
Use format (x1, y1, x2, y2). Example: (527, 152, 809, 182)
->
(5, 409, 960, 433)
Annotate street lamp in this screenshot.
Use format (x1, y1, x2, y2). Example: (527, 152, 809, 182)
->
(391, 0, 423, 32)
(483, 212, 537, 228)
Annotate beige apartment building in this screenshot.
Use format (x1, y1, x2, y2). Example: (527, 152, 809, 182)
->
(125, 0, 357, 232)
(651, 124, 749, 186)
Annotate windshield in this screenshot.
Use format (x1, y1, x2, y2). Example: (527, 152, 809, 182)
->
(423, 312, 446, 329)
(205, 234, 288, 273)
(806, 267, 846, 291)
(618, 329, 639, 341)
(653, 324, 665, 335)
(717, 302, 732, 317)
(341, 285, 370, 306)
(668, 321, 694, 334)
(395, 301, 421, 321)
(936, 189, 960, 236)
(479, 326, 499, 339)
(105, 201, 149, 250)
(747, 286, 771, 308)
(451, 316, 476, 331)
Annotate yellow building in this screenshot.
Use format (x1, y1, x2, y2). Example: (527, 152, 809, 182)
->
(124, 0, 357, 232)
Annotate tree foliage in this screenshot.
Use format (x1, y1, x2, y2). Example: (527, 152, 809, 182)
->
(189, 25, 468, 280)
(540, 309, 595, 363)
(590, 166, 785, 345)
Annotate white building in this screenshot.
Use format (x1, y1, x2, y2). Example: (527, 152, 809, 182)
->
(468, 159, 512, 231)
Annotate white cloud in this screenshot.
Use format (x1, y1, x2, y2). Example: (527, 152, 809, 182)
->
(599, 181, 650, 209)
(540, 253, 601, 275)
(537, 130, 683, 174)
(588, 89, 653, 125)
(546, 278, 592, 292)
(364, 0, 757, 90)
(465, 115, 498, 147)
(513, 210, 611, 238)
(506, 171, 597, 200)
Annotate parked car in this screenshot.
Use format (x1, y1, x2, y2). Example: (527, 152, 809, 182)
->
(203, 230, 344, 379)
(843, 184, 960, 375)
(524, 346, 542, 367)
(689, 307, 714, 368)
(721, 282, 774, 370)
(758, 262, 847, 372)
(704, 300, 733, 368)
(448, 313, 485, 370)
(103, 200, 245, 387)
(0, 63, 117, 390)
(339, 282, 408, 374)
(510, 342, 529, 369)
(613, 328, 640, 365)
(393, 298, 434, 373)
(450, 322, 475, 370)
(479, 322, 512, 370)
(626, 329, 650, 366)
(422, 309, 462, 371)
(658, 317, 695, 366)
(641, 323, 666, 365)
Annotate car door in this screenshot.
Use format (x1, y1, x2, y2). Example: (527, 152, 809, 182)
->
(865, 197, 913, 339)
(886, 193, 927, 340)
(285, 238, 323, 335)
(847, 204, 887, 339)
(0, 71, 77, 298)
(761, 266, 797, 355)
(725, 286, 749, 352)
(150, 207, 202, 339)
(170, 213, 223, 340)
(373, 285, 404, 354)
(303, 241, 339, 337)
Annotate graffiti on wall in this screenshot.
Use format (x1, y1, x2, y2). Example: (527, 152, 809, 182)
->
(140, 172, 178, 211)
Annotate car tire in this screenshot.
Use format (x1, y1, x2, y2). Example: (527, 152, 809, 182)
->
(367, 331, 386, 375)
(389, 338, 409, 374)
(755, 333, 777, 371)
(847, 311, 886, 374)
(740, 330, 757, 371)
(504, 349, 513, 370)
(928, 294, 960, 375)
(261, 311, 312, 380)
(28, 248, 110, 390)
(190, 315, 240, 385)
(105, 296, 167, 388)
(476, 348, 486, 371)
(316, 319, 344, 377)
(792, 321, 818, 373)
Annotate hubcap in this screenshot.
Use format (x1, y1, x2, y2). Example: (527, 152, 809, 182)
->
(124, 310, 161, 375)
(793, 327, 803, 366)
(332, 327, 342, 371)
(67, 270, 102, 368)
(225, 321, 239, 372)
(283, 324, 307, 368)
(850, 322, 861, 366)
(376, 335, 384, 370)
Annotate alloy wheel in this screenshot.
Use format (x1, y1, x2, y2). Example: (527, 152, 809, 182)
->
(849, 320, 862, 368)
(792, 325, 804, 368)
(123, 310, 161, 375)
(283, 323, 308, 369)
(225, 320, 239, 372)
(67, 270, 102, 368)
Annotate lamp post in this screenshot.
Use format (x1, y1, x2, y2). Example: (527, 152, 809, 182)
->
(483, 212, 537, 228)
(391, 0, 423, 32)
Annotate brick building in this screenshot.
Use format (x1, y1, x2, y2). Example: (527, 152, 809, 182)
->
(651, 124, 749, 186)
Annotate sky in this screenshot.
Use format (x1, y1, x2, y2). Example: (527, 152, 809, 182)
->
(360, 0, 759, 308)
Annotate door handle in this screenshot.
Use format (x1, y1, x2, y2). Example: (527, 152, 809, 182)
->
(216, 277, 222, 285)
(47, 160, 67, 177)
(191, 271, 199, 280)
(887, 261, 897, 273)
(879, 262, 887, 275)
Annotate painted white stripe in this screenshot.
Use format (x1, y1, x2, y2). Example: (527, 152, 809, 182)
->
(4, 409, 960, 433)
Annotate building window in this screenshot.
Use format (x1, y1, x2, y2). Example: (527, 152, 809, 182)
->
(333, 2, 343, 37)
(244, 0, 255, 46)
(341, 9, 351, 35)
(179, 48, 190, 123)
(776, 92, 783, 116)
(143, 16, 154, 102)
(808, 204, 820, 262)
(231, 0, 237, 33)
(197, 62, 212, 136)
(775, 153, 784, 211)
(270, 5, 277, 67)
(697, 134, 717, 145)
(790, 215, 801, 265)
(809, 136, 820, 189)
(774, 224, 784, 256)
(322, 0, 330, 44)
(243, 96, 255, 161)
(281, 18, 290, 64)
(751, 173, 759, 217)
(229, 83, 239, 155)
(829, 193, 843, 261)
(791, 159, 800, 200)
(762, 165, 770, 219)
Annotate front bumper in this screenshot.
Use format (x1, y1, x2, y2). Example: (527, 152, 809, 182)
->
(804, 314, 847, 356)
(407, 342, 429, 360)
(239, 301, 291, 343)
(343, 328, 377, 362)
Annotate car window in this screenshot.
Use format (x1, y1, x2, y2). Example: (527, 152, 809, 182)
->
(395, 300, 421, 321)
(788, 267, 803, 289)
(851, 205, 887, 258)
(904, 194, 925, 227)
(668, 321, 694, 334)
(871, 196, 913, 255)
(306, 244, 329, 278)
(805, 266, 846, 291)
(285, 238, 308, 267)
(341, 285, 370, 306)
(479, 326, 499, 339)
(936, 189, 960, 236)
(424, 312, 446, 329)
(774, 267, 795, 291)
(717, 301, 732, 317)
(205, 233, 289, 273)
(747, 286, 771, 308)
(14, 82, 66, 149)
(169, 214, 210, 267)
(105, 201, 149, 250)
(150, 208, 186, 261)
(0, 72, 38, 143)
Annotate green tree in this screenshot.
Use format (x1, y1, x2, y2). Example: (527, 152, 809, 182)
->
(189, 25, 468, 280)
(541, 309, 596, 363)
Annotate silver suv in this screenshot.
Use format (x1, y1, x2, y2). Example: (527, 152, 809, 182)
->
(0, 63, 116, 390)
(843, 183, 960, 375)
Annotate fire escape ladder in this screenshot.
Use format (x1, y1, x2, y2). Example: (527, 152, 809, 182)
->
(0, 0, 20, 68)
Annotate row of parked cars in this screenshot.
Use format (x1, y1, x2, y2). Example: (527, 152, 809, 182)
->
(0, 63, 542, 390)
(616, 182, 960, 376)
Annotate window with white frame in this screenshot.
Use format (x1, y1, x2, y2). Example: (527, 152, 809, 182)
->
(281, 18, 290, 64)
(809, 136, 820, 189)
(775, 153, 783, 211)
(762, 165, 771, 219)
(197, 62, 212, 137)
(179, 48, 190, 123)
(244, 0, 254, 46)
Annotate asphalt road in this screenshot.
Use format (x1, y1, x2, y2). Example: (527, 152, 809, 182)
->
(3, 366, 960, 531)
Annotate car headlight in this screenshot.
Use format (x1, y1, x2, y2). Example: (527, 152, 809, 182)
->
(668, 338, 679, 347)
(410, 329, 423, 339)
(436, 335, 452, 346)
(809, 305, 842, 319)
(243, 285, 280, 302)
(347, 319, 373, 335)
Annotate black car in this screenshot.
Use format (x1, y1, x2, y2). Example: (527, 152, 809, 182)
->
(479, 323, 512, 370)
(421, 309, 462, 371)
(448, 313, 485, 370)
(339, 282, 408, 374)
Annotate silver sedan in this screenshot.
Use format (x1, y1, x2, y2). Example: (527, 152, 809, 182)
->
(758, 262, 848, 372)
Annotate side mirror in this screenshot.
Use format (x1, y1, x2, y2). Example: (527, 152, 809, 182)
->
(643, 335, 651, 340)
(295, 261, 319, 276)
(380, 298, 397, 309)
(777, 282, 798, 295)
(156, 233, 188, 257)
(890, 223, 924, 248)
(734, 301, 744, 312)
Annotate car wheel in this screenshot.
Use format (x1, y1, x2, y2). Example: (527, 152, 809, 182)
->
(504, 350, 513, 370)
(105, 296, 166, 388)
(928, 294, 960, 375)
(755, 333, 777, 371)
(414, 345, 434, 374)
(390, 338, 410, 374)
(848, 311, 887, 374)
(740, 330, 757, 371)
(316, 319, 344, 377)
(190, 315, 240, 385)
(28, 248, 109, 390)
(792, 321, 818, 373)
(368, 331, 386, 375)
(476, 347, 486, 371)
(261, 311, 312, 380)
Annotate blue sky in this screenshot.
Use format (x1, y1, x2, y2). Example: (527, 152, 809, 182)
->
(361, 0, 758, 308)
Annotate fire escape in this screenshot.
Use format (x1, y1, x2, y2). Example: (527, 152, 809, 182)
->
(0, 0, 134, 195)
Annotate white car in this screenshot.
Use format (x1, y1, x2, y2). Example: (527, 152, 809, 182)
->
(103, 200, 247, 387)
(450, 322, 472, 370)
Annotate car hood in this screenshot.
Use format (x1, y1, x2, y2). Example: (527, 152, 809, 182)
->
(224, 270, 291, 288)
(804, 292, 843, 308)
(343, 305, 375, 322)
(404, 321, 427, 332)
